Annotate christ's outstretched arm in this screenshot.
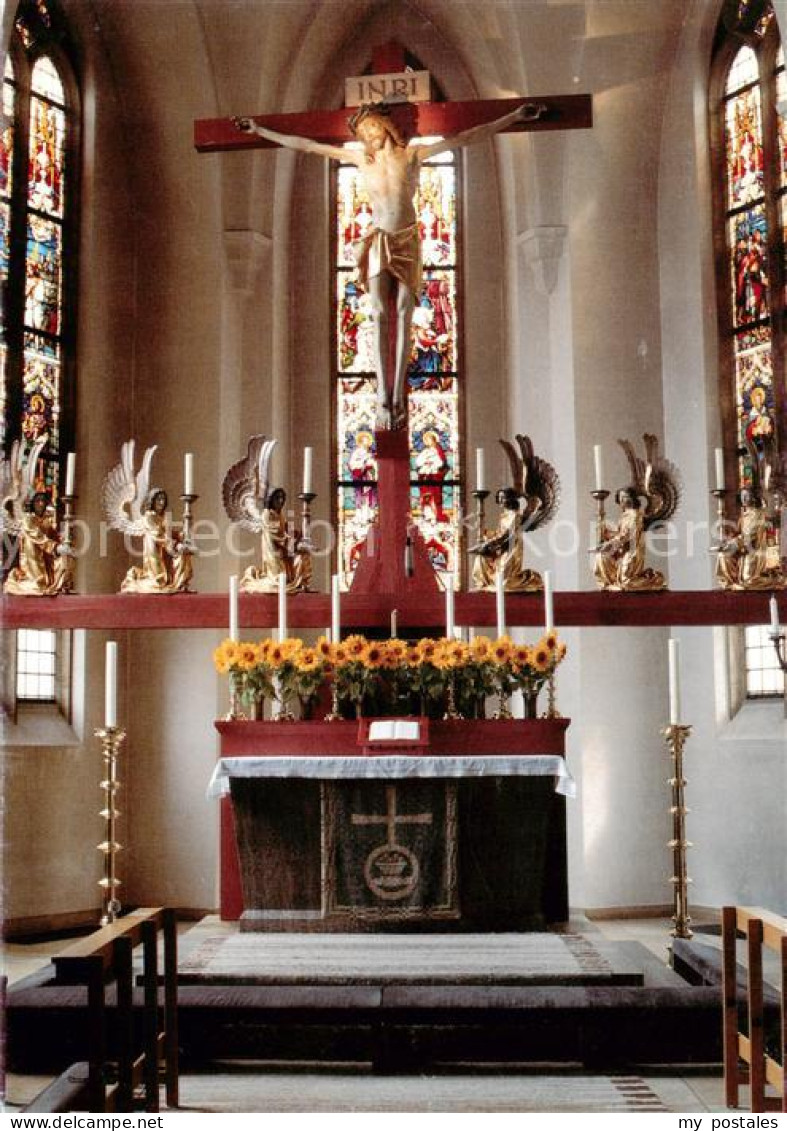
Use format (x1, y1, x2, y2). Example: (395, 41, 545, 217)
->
(416, 102, 546, 162)
(233, 117, 357, 164)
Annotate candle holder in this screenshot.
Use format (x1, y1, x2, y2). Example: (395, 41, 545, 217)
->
(591, 488, 610, 539)
(663, 722, 693, 940)
(473, 488, 490, 542)
(95, 725, 126, 927)
(297, 490, 317, 592)
(709, 487, 730, 551)
(443, 675, 462, 720)
(324, 680, 342, 722)
(57, 492, 77, 593)
(493, 684, 513, 720)
(224, 673, 247, 722)
(545, 673, 560, 718)
(180, 491, 199, 546)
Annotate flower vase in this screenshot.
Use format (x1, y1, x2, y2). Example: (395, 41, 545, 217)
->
(523, 688, 539, 719)
(249, 693, 264, 721)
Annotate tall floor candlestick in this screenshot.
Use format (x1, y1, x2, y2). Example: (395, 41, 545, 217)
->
(664, 721, 693, 940)
(96, 723, 125, 926)
(278, 573, 287, 642)
(495, 568, 506, 638)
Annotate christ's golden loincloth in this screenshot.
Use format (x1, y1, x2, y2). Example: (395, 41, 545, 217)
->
(352, 223, 421, 297)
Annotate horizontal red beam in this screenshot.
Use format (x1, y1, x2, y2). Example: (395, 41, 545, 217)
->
(1, 589, 782, 631)
(194, 95, 592, 153)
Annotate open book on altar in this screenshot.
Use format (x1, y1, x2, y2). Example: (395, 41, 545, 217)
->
(368, 719, 421, 743)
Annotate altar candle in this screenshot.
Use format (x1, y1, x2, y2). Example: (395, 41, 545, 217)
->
(303, 447, 313, 495)
(404, 536, 414, 578)
(476, 448, 486, 493)
(278, 572, 288, 642)
(668, 638, 681, 726)
(184, 452, 194, 495)
(105, 641, 118, 730)
(544, 569, 554, 631)
(331, 573, 341, 644)
(714, 448, 725, 492)
(65, 452, 76, 497)
(229, 574, 239, 641)
(593, 445, 604, 492)
(495, 569, 506, 638)
(770, 596, 781, 638)
(391, 608, 398, 638)
(445, 573, 455, 639)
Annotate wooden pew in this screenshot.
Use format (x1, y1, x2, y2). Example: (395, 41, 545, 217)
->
(722, 905, 787, 1113)
(31, 907, 179, 1113)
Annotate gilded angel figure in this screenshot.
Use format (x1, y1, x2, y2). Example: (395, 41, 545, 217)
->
(222, 435, 311, 593)
(470, 435, 560, 592)
(593, 434, 681, 592)
(715, 439, 786, 590)
(2, 438, 74, 596)
(102, 441, 194, 594)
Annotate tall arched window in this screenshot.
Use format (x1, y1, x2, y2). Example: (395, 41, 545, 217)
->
(333, 71, 463, 591)
(2, 0, 78, 704)
(712, 0, 785, 697)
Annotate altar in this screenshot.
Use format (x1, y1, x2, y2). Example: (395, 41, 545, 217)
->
(211, 717, 572, 932)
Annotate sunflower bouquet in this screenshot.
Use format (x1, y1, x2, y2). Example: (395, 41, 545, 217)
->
(213, 632, 567, 720)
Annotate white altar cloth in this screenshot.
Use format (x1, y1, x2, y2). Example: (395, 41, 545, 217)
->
(207, 754, 576, 799)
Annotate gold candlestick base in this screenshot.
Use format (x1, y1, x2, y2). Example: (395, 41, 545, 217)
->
(663, 722, 693, 940)
(95, 725, 126, 926)
(324, 682, 342, 722)
(443, 677, 462, 720)
(493, 690, 512, 720)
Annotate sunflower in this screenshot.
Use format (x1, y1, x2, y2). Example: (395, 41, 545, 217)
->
(470, 635, 493, 663)
(267, 642, 286, 668)
(544, 630, 559, 653)
(445, 639, 469, 668)
(257, 638, 272, 664)
(332, 643, 349, 666)
(512, 644, 532, 671)
(385, 639, 407, 666)
(531, 645, 552, 673)
(343, 634, 367, 661)
(212, 643, 232, 674)
(316, 635, 333, 660)
(214, 639, 242, 671)
(237, 642, 259, 671)
(431, 641, 452, 671)
(404, 644, 421, 667)
(491, 636, 514, 666)
(362, 641, 386, 668)
(296, 646, 320, 673)
(557, 642, 567, 661)
(280, 637, 303, 663)
(417, 638, 438, 664)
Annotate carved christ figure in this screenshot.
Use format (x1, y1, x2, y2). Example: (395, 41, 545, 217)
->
(235, 100, 541, 430)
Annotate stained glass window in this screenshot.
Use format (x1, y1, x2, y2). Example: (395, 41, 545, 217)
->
(333, 116, 463, 589)
(714, 2, 786, 695)
(2, 1, 77, 709)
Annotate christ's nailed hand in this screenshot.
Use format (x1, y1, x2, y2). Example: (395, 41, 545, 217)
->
(233, 116, 253, 132)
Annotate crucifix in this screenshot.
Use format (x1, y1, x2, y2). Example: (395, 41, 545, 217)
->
(194, 42, 591, 433)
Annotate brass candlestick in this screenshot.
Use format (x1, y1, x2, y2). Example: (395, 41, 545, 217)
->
(224, 673, 246, 722)
(297, 490, 316, 592)
(95, 725, 125, 926)
(180, 491, 198, 545)
(591, 488, 610, 540)
(710, 487, 729, 550)
(58, 493, 77, 593)
(473, 488, 490, 543)
(443, 674, 462, 720)
(664, 722, 693, 940)
(545, 673, 560, 718)
(324, 680, 342, 722)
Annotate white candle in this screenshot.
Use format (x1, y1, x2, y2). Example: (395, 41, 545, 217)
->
(404, 536, 414, 578)
(105, 641, 118, 730)
(770, 596, 780, 637)
(495, 568, 506, 638)
(391, 609, 398, 638)
(303, 447, 313, 495)
(445, 573, 455, 639)
(65, 452, 76, 496)
(593, 445, 604, 493)
(476, 448, 486, 493)
(278, 572, 288, 642)
(331, 574, 341, 644)
(229, 574, 239, 641)
(543, 569, 554, 631)
(668, 638, 681, 726)
(714, 448, 725, 493)
(184, 452, 194, 495)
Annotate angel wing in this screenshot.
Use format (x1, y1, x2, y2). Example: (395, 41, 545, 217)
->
(222, 435, 277, 533)
(1, 438, 46, 534)
(101, 440, 158, 535)
(498, 435, 560, 530)
(515, 434, 560, 529)
(618, 433, 681, 529)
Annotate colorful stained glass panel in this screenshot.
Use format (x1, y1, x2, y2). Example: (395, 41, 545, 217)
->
(22, 332, 60, 475)
(729, 206, 769, 324)
(2, 76, 14, 198)
(25, 214, 61, 333)
(337, 272, 376, 373)
(337, 376, 378, 481)
(725, 85, 764, 208)
(409, 385, 459, 481)
(734, 328, 774, 485)
(1, 202, 10, 281)
(416, 163, 456, 267)
(336, 164, 374, 269)
(408, 269, 457, 379)
(28, 96, 65, 215)
(337, 484, 378, 590)
(409, 483, 460, 577)
(726, 45, 759, 95)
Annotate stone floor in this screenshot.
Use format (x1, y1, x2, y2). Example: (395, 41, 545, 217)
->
(0, 914, 742, 1114)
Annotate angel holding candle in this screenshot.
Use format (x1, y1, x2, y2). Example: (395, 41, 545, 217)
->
(593, 434, 680, 592)
(2, 439, 74, 596)
(102, 441, 194, 594)
(222, 435, 312, 593)
(470, 435, 559, 592)
(715, 444, 786, 590)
